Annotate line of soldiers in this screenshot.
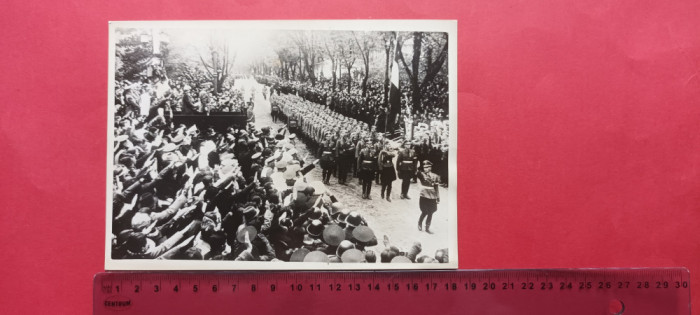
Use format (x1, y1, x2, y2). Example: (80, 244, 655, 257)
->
(271, 93, 443, 202)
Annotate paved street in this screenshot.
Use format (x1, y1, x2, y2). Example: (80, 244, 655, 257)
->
(237, 79, 453, 261)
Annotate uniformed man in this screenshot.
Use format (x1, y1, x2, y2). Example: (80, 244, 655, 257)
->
(417, 161, 440, 234)
(396, 141, 418, 199)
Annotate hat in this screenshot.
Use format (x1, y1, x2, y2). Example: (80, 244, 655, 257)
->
(391, 256, 412, 263)
(340, 249, 365, 263)
(275, 160, 287, 169)
(308, 208, 324, 220)
(131, 212, 152, 231)
(289, 134, 297, 140)
(236, 226, 258, 243)
(423, 160, 433, 167)
(304, 251, 330, 263)
(293, 181, 308, 192)
(241, 206, 259, 222)
(290, 248, 310, 262)
(283, 168, 297, 180)
(329, 203, 344, 215)
(322, 224, 345, 246)
(352, 226, 375, 243)
(306, 219, 324, 237)
(171, 134, 184, 144)
(308, 181, 326, 196)
(251, 152, 262, 160)
(302, 234, 315, 246)
(336, 240, 355, 257)
(221, 158, 237, 167)
(328, 255, 342, 263)
(278, 217, 294, 228)
(287, 161, 301, 172)
(161, 143, 178, 153)
(345, 212, 363, 227)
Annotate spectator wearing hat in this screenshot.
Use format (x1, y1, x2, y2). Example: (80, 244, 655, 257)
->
(350, 226, 378, 250)
(417, 160, 440, 234)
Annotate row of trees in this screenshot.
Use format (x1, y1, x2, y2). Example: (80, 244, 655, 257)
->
(115, 28, 450, 115)
(115, 28, 237, 95)
(261, 31, 449, 112)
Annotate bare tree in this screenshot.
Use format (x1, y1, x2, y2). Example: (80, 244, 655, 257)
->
(198, 40, 235, 94)
(274, 46, 300, 80)
(323, 32, 341, 91)
(352, 31, 377, 98)
(290, 31, 320, 86)
(382, 31, 396, 107)
(397, 32, 449, 111)
(337, 35, 356, 94)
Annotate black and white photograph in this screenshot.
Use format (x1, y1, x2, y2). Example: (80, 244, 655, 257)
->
(106, 20, 457, 270)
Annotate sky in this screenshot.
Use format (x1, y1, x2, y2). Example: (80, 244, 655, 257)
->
(163, 28, 279, 72)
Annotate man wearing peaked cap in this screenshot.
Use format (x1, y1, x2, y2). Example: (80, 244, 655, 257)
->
(417, 160, 440, 234)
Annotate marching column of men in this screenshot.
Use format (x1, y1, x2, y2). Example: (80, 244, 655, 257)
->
(271, 91, 446, 234)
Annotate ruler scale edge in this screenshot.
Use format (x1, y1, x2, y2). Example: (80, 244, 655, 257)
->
(95, 268, 691, 315)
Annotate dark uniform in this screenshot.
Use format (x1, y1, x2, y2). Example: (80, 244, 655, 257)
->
(378, 148, 397, 201)
(396, 144, 418, 199)
(319, 150, 336, 185)
(417, 161, 440, 234)
(335, 137, 355, 185)
(357, 147, 378, 199)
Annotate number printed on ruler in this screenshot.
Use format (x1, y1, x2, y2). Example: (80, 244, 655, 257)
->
(96, 269, 691, 315)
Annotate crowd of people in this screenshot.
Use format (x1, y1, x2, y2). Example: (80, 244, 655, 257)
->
(270, 92, 449, 232)
(270, 89, 450, 191)
(110, 74, 450, 263)
(257, 76, 450, 134)
(114, 71, 253, 122)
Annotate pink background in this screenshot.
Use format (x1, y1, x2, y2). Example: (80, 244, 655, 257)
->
(2, 0, 699, 313)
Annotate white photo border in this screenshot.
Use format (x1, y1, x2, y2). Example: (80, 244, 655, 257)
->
(105, 20, 458, 270)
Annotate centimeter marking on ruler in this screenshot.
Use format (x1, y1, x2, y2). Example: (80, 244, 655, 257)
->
(97, 268, 690, 295)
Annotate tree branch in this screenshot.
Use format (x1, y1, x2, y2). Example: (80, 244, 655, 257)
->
(397, 39, 413, 81)
(198, 54, 214, 77)
(420, 40, 448, 91)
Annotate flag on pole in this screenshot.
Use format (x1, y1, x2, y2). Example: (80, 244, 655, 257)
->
(388, 34, 402, 133)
